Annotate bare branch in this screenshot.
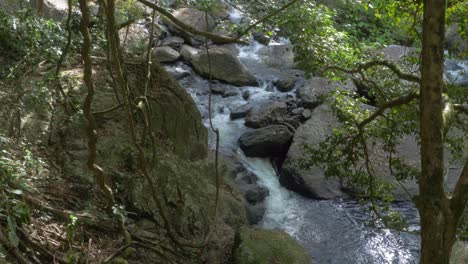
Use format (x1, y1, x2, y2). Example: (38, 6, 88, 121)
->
(325, 60, 421, 83)
(136, 0, 301, 45)
(358, 93, 419, 129)
(450, 159, 468, 217)
(135, 0, 245, 44)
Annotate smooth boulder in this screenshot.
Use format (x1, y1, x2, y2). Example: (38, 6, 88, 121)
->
(164, 7, 215, 42)
(245, 102, 287, 128)
(281, 105, 346, 199)
(274, 78, 297, 92)
(190, 47, 257, 86)
(239, 125, 293, 157)
(281, 104, 420, 200)
(153, 46, 180, 63)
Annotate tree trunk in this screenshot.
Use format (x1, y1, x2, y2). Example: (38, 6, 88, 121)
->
(418, 0, 458, 263)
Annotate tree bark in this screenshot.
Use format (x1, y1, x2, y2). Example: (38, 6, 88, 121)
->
(418, 1, 459, 263)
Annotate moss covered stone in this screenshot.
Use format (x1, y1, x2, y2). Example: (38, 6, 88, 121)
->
(233, 227, 312, 264)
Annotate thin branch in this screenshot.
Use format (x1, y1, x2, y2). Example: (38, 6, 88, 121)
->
(358, 93, 419, 129)
(237, 0, 300, 37)
(79, 0, 131, 244)
(104, 0, 208, 249)
(92, 103, 124, 116)
(454, 104, 468, 115)
(136, 0, 300, 44)
(325, 60, 421, 83)
(204, 10, 221, 227)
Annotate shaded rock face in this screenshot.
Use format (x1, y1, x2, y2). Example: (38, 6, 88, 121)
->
(245, 102, 288, 128)
(239, 125, 293, 158)
(190, 47, 257, 87)
(153, 46, 180, 63)
(445, 23, 468, 57)
(233, 227, 312, 264)
(297, 77, 356, 109)
(281, 105, 347, 199)
(53, 61, 247, 263)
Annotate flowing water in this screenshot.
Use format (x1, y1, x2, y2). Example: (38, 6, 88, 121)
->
(171, 30, 467, 263)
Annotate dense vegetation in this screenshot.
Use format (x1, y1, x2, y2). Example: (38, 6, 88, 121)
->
(0, 0, 466, 263)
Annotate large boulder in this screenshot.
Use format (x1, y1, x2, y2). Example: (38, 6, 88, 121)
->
(163, 7, 216, 43)
(153, 46, 180, 63)
(119, 24, 148, 55)
(281, 105, 346, 199)
(258, 43, 295, 69)
(128, 63, 208, 160)
(233, 227, 312, 264)
(281, 104, 420, 200)
(239, 125, 293, 158)
(297, 78, 356, 109)
(190, 47, 257, 86)
(180, 44, 201, 62)
(245, 102, 288, 128)
(51, 61, 247, 263)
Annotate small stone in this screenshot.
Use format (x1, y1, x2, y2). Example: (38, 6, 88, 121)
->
(291, 107, 304, 115)
(301, 109, 312, 120)
(242, 90, 250, 100)
(274, 78, 297, 92)
(160, 36, 184, 47)
(211, 83, 226, 95)
(230, 104, 252, 120)
(222, 91, 239, 97)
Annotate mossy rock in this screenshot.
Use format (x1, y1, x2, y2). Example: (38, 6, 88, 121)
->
(129, 150, 246, 232)
(233, 227, 312, 264)
(127, 62, 208, 161)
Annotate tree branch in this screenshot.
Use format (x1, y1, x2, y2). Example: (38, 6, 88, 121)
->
(325, 60, 421, 83)
(136, 0, 301, 45)
(450, 159, 468, 217)
(135, 0, 245, 44)
(358, 93, 419, 129)
(238, 0, 300, 37)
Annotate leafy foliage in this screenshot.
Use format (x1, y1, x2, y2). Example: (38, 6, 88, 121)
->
(0, 9, 69, 63)
(0, 137, 38, 250)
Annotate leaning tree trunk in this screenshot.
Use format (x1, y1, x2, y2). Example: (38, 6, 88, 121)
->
(418, 0, 459, 263)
